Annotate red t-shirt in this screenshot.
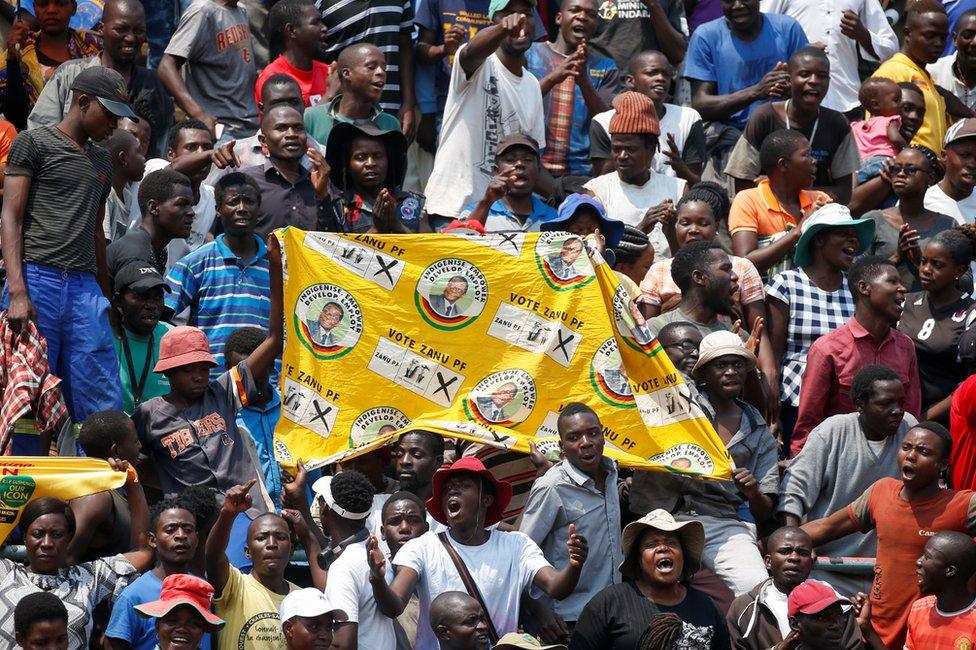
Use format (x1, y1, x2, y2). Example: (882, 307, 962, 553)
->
(950, 373, 976, 490)
(905, 594, 976, 649)
(846, 477, 976, 649)
(255, 55, 329, 107)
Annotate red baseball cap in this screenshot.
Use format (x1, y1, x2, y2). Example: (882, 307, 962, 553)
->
(426, 456, 513, 527)
(154, 326, 218, 373)
(787, 580, 849, 617)
(134, 574, 225, 630)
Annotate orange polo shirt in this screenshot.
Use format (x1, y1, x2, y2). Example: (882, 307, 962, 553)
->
(728, 178, 831, 237)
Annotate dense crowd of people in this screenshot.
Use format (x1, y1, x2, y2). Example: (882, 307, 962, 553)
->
(1, 0, 976, 647)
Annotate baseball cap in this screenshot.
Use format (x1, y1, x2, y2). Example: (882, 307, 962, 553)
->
(310, 475, 372, 520)
(945, 118, 976, 147)
(69, 67, 138, 120)
(113, 262, 171, 296)
(496, 133, 540, 158)
(134, 574, 225, 630)
(153, 326, 217, 373)
(279, 588, 347, 628)
(787, 580, 849, 617)
(487, 0, 537, 19)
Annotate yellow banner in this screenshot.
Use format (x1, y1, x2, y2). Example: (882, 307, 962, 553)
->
(0, 457, 128, 541)
(274, 228, 732, 479)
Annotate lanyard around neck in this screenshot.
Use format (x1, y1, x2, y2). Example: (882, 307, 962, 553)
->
(784, 100, 820, 145)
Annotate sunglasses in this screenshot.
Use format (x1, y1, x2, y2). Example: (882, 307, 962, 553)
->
(888, 164, 926, 176)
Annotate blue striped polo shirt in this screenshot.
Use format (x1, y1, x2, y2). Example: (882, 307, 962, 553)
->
(165, 235, 270, 379)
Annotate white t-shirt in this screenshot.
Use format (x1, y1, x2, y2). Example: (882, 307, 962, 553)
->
(583, 171, 686, 260)
(923, 182, 976, 225)
(129, 158, 218, 270)
(592, 102, 702, 178)
(324, 540, 396, 650)
(394, 529, 551, 650)
(424, 46, 546, 218)
(761, 582, 791, 638)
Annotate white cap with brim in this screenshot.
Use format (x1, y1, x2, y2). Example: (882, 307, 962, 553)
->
(279, 588, 348, 628)
(792, 203, 875, 269)
(311, 476, 371, 520)
(691, 330, 757, 379)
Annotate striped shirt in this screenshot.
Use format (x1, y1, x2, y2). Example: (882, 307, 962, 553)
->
(165, 235, 270, 379)
(316, 0, 413, 112)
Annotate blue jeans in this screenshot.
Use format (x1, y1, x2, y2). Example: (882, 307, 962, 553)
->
(856, 155, 898, 209)
(2, 263, 121, 423)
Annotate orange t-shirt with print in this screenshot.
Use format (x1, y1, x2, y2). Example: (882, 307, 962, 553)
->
(905, 594, 976, 650)
(845, 477, 976, 649)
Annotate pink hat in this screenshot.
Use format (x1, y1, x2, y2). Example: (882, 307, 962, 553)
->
(426, 456, 513, 527)
(787, 580, 849, 617)
(134, 574, 225, 630)
(153, 326, 218, 373)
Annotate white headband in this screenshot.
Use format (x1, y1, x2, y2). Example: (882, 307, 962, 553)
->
(312, 476, 371, 520)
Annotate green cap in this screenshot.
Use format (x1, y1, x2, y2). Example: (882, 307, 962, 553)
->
(488, 0, 537, 20)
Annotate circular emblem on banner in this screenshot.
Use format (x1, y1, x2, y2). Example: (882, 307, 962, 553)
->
(611, 284, 659, 354)
(590, 338, 636, 408)
(464, 369, 537, 426)
(350, 407, 412, 447)
(649, 443, 715, 475)
(534, 232, 595, 290)
(294, 284, 363, 359)
(415, 258, 488, 330)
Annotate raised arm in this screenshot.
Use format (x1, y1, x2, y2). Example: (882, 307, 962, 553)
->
(800, 507, 860, 547)
(206, 480, 256, 597)
(116, 459, 154, 573)
(366, 534, 420, 617)
(459, 14, 525, 78)
(690, 65, 787, 123)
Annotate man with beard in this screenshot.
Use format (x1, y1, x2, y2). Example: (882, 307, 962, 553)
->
(106, 500, 211, 650)
(727, 527, 861, 650)
(904, 531, 976, 648)
(367, 457, 588, 650)
(792, 256, 919, 455)
(646, 241, 742, 338)
(423, 0, 546, 221)
(779, 365, 917, 594)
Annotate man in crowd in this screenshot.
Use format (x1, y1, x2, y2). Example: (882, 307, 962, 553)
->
(158, 0, 258, 141)
(786, 582, 884, 650)
(103, 129, 146, 243)
(105, 499, 208, 650)
(587, 0, 685, 70)
(257, 0, 329, 108)
(380, 492, 429, 650)
(792, 256, 920, 455)
(929, 8, 976, 113)
(924, 117, 976, 223)
(1, 66, 136, 423)
(429, 592, 491, 650)
(165, 173, 270, 378)
(780, 365, 916, 594)
(27, 0, 173, 157)
(905, 531, 976, 647)
(525, 0, 619, 178)
(423, 0, 546, 221)
(394, 431, 445, 509)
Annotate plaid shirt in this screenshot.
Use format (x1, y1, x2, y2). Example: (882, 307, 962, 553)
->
(0, 316, 68, 454)
(766, 268, 856, 407)
(639, 255, 765, 310)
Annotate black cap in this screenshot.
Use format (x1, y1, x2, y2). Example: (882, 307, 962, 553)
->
(114, 262, 171, 295)
(69, 67, 138, 120)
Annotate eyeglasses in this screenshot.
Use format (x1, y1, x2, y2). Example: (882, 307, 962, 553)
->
(663, 340, 699, 352)
(888, 164, 925, 176)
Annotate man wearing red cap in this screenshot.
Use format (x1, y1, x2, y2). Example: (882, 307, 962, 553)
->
(785, 581, 885, 649)
(366, 456, 588, 650)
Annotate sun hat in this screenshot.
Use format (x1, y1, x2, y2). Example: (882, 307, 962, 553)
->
(134, 574, 225, 630)
(787, 580, 850, 618)
(619, 509, 705, 580)
(691, 330, 757, 379)
(153, 326, 218, 373)
(279, 588, 348, 628)
(608, 91, 661, 136)
(325, 122, 408, 192)
(542, 194, 625, 250)
(426, 456, 513, 527)
(493, 632, 567, 649)
(69, 66, 138, 120)
(310, 475, 371, 520)
(792, 203, 875, 268)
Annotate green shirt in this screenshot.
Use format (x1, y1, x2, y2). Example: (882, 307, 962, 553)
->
(303, 94, 401, 146)
(114, 321, 173, 415)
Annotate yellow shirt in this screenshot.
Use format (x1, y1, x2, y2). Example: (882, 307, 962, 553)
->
(213, 566, 297, 650)
(872, 52, 948, 153)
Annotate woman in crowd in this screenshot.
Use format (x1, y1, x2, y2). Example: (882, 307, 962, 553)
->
(134, 574, 225, 650)
(0, 460, 153, 648)
(569, 510, 729, 649)
(766, 204, 874, 446)
(614, 226, 653, 297)
(897, 226, 976, 423)
(860, 146, 958, 292)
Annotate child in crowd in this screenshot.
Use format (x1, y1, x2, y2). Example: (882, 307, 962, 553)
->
(852, 77, 911, 185)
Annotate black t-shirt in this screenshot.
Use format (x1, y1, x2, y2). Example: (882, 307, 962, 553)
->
(897, 291, 976, 409)
(106, 228, 168, 293)
(588, 0, 683, 70)
(5, 126, 112, 274)
(569, 581, 730, 650)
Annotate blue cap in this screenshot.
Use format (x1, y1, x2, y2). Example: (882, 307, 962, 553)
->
(542, 194, 624, 250)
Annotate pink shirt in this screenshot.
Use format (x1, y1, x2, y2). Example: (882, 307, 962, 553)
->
(851, 115, 901, 160)
(792, 316, 921, 456)
(255, 55, 329, 107)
